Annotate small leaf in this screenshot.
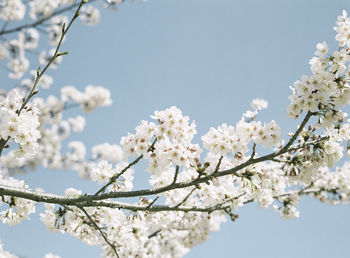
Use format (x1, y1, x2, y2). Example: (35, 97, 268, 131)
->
(57, 51, 69, 56)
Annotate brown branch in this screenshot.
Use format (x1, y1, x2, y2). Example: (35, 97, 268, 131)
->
(0, 185, 243, 213)
(281, 112, 314, 152)
(1, 180, 339, 214)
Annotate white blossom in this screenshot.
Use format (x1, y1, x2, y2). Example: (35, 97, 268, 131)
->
(0, 0, 25, 21)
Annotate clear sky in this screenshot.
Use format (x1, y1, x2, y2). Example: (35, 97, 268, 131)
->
(1, 0, 350, 257)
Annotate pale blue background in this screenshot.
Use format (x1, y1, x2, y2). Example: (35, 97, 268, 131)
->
(1, 0, 350, 257)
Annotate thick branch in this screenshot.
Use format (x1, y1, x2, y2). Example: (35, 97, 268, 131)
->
(0, 181, 338, 214)
(0, 184, 243, 213)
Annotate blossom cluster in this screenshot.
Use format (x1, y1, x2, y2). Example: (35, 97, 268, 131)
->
(2, 7, 350, 258)
(0, 85, 111, 178)
(287, 10, 350, 126)
(0, 175, 35, 226)
(4, 98, 350, 257)
(0, 88, 40, 158)
(121, 106, 202, 187)
(202, 118, 281, 156)
(61, 85, 112, 113)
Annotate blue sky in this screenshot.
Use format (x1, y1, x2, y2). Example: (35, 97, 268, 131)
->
(1, 0, 350, 257)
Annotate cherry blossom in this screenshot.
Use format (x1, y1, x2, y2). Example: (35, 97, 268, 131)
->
(0, 2, 350, 258)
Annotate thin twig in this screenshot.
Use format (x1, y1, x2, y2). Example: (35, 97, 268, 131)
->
(249, 143, 256, 160)
(18, 0, 86, 116)
(174, 187, 196, 208)
(287, 136, 329, 152)
(44, 102, 80, 117)
(146, 196, 159, 208)
(172, 166, 179, 184)
(148, 229, 161, 238)
(94, 154, 144, 195)
(79, 206, 120, 258)
(95, 138, 157, 195)
(212, 156, 223, 175)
